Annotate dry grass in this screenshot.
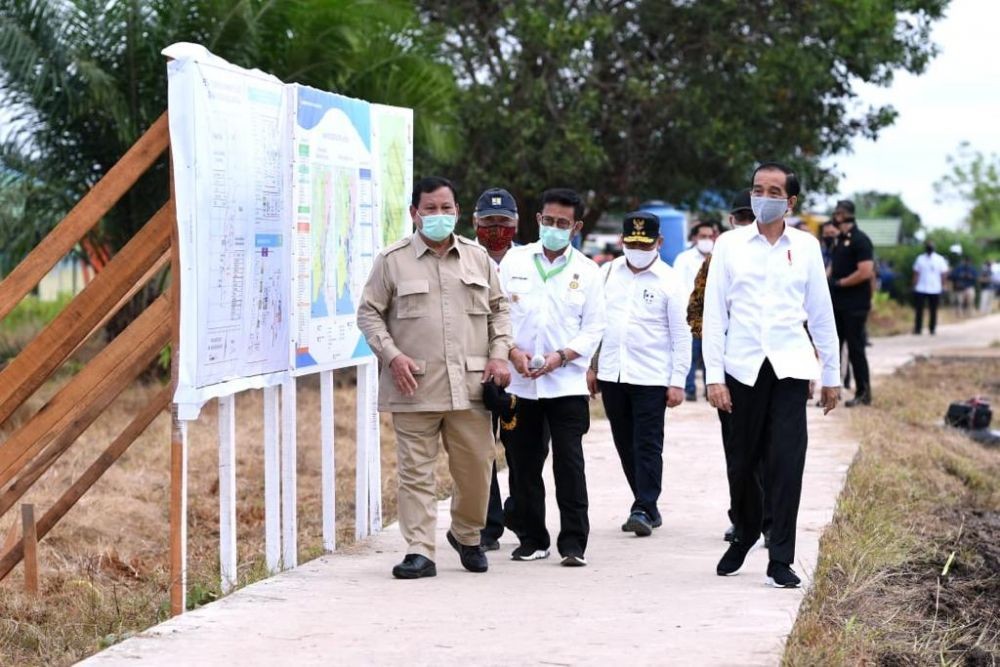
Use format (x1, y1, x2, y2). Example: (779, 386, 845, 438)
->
(785, 357, 1000, 665)
(867, 293, 970, 337)
(0, 371, 458, 666)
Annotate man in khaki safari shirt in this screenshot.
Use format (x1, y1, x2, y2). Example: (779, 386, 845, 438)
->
(358, 176, 513, 580)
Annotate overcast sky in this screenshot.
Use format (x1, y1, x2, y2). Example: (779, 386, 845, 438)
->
(826, 0, 1000, 230)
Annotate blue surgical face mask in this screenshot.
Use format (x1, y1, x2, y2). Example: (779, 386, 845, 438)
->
(750, 196, 788, 224)
(419, 213, 457, 242)
(539, 225, 572, 251)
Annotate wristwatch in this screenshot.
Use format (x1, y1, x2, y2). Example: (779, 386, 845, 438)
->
(556, 349, 568, 367)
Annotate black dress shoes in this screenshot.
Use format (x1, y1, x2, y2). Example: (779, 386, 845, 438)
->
(447, 531, 489, 573)
(392, 554, 437, 579)
(845, 392, 871, 408)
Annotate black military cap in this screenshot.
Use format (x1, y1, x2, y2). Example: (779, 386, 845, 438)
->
(622, 211, 660, 243)
(730, 189, 753, 214)
(475, 188, 518, 218)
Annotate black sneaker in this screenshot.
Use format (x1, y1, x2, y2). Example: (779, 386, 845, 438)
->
(623, 511, 653, 537)
(480, 538, 500, 552)
(447, 531, 488, 573)
(724, 524, 736, 542)
(651, 515, 663, 529)
(766, 561, 801, 588)
(845, 392, 871, 408)
(391, 554, 437, 579)
(511, 545, 550, 561)
(560, 553, 587, 567)
(716, 541, 751, 576)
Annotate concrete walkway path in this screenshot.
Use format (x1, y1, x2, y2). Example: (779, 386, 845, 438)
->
(83, 315, 1000, 667)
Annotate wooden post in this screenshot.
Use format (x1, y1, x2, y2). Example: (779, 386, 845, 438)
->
(169, 411, 188, 615)
(320, 370, 336, 553)
(364, 362, 382, 534)
(21, 504, 38, 596)
(280, 377, 297, 569)
(263, 385, 281, 573)
(355, 363, 371, 540)
(217, 394, 237, 594)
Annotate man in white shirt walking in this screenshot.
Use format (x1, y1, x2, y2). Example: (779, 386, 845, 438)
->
(673, 221, 719, 401)
(703, 162, 841, 588)
(499, 188, 606, 566)
(912, 242, 950, 334)
(587, 211, 691, 536)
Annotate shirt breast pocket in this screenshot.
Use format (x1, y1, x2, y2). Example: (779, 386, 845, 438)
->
(396, 279, 430, 319)
(461, 275, 491, 315)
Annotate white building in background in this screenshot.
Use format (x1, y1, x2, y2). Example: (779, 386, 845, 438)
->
(36, 254, 88, 301)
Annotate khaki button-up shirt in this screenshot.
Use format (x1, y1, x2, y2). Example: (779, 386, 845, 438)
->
(357, 232, 513, 412)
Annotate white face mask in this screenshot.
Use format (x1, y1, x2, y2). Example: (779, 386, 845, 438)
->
(750, 195, 788, 224)
(624, 247, 659, 269)
(696, 238, 715, 254)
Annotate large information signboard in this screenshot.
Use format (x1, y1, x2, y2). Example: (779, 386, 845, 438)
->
(166, 45, 412, 417)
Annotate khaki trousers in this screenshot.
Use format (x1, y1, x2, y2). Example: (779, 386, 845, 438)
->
(392, 409, 494, 559)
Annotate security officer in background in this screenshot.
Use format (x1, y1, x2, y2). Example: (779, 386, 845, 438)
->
(472, 187, 523, 551)
(829, 199, 874, 407)
(587, 211, 691, 537)
(358, 176, 513, 580)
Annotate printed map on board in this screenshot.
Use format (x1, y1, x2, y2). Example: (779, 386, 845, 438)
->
(291, 87, 376, 371)
(372, 105, 413, 249)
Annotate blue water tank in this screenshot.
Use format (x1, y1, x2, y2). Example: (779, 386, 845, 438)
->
(639, 201, 687, 265)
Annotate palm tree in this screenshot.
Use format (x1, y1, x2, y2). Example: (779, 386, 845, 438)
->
(0, 0, 459, 283)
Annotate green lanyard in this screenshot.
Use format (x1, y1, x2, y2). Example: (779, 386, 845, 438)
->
(533, 250, 573, 282)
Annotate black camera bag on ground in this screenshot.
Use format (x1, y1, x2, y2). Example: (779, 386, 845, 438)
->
(945, 398, 992, 430)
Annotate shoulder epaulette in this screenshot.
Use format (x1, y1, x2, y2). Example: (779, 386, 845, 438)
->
(382, 236, 413, 255)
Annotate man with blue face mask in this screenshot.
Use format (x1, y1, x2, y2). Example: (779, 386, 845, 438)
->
(498, 188, 606, 566)
(358, 176, 513, 580)
(703, 162, 841, 588)
(586, 211, 691, 537)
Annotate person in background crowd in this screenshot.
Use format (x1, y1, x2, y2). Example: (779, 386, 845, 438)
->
(673, 221, 719, 401)
(499, 188, 606, 567)
(950, 257, 977, 318)
(357, 176, 513, 580)
(878, 259, 898, 300)
(820, 221, 839, 269)
(828, 199, 874, 407)
(588, 211, 691, 537)
(472, 187, 521, 552)
(980, 260, 996, 315)
(687, 189, 769, 544)
(704, 162, 840, 589)
(912, 242, 949, 335)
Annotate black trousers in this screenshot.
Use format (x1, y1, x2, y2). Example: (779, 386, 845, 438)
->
(834, 308, 871, 397)
(726, 360, 808, 565)
(481, 416, 550, 543)
(599, 381, 667, 522)
(718, 409, 771, 531)
(500, 395, 590, 556)
(913, 292, 940, 334)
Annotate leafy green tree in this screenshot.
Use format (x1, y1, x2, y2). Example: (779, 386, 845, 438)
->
(0, 0, 459, 276)
(418, 0, 949, 238)
(934, 141, 1000, 238)
(849, 191, 922, 243)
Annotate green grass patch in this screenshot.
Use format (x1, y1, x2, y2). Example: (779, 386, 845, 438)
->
(785, 358, 1000, 665)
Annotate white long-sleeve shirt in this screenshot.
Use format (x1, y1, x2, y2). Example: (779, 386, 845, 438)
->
(597, 257, 692, 388)
(672, 246, 709, 297)
(702, 223, 840, 388)
(499, 242, 606, 399)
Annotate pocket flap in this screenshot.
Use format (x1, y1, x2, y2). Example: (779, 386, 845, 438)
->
(397, 279, 430, 297)
(461, 275, 489, 288)
(465, 356, 488, 372)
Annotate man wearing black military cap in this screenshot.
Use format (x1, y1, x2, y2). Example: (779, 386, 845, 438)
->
(588, 211, 691, 536)
(472, 186, 527, 551)
(829, 199, 874, 407)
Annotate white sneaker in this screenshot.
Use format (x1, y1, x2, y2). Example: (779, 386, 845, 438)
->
(560, 554, 587, 567)
(511, 546, 550, 561)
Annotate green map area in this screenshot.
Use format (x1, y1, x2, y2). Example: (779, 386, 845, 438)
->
(310, 165, 358, 317)
(377, 114, 409, 248)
